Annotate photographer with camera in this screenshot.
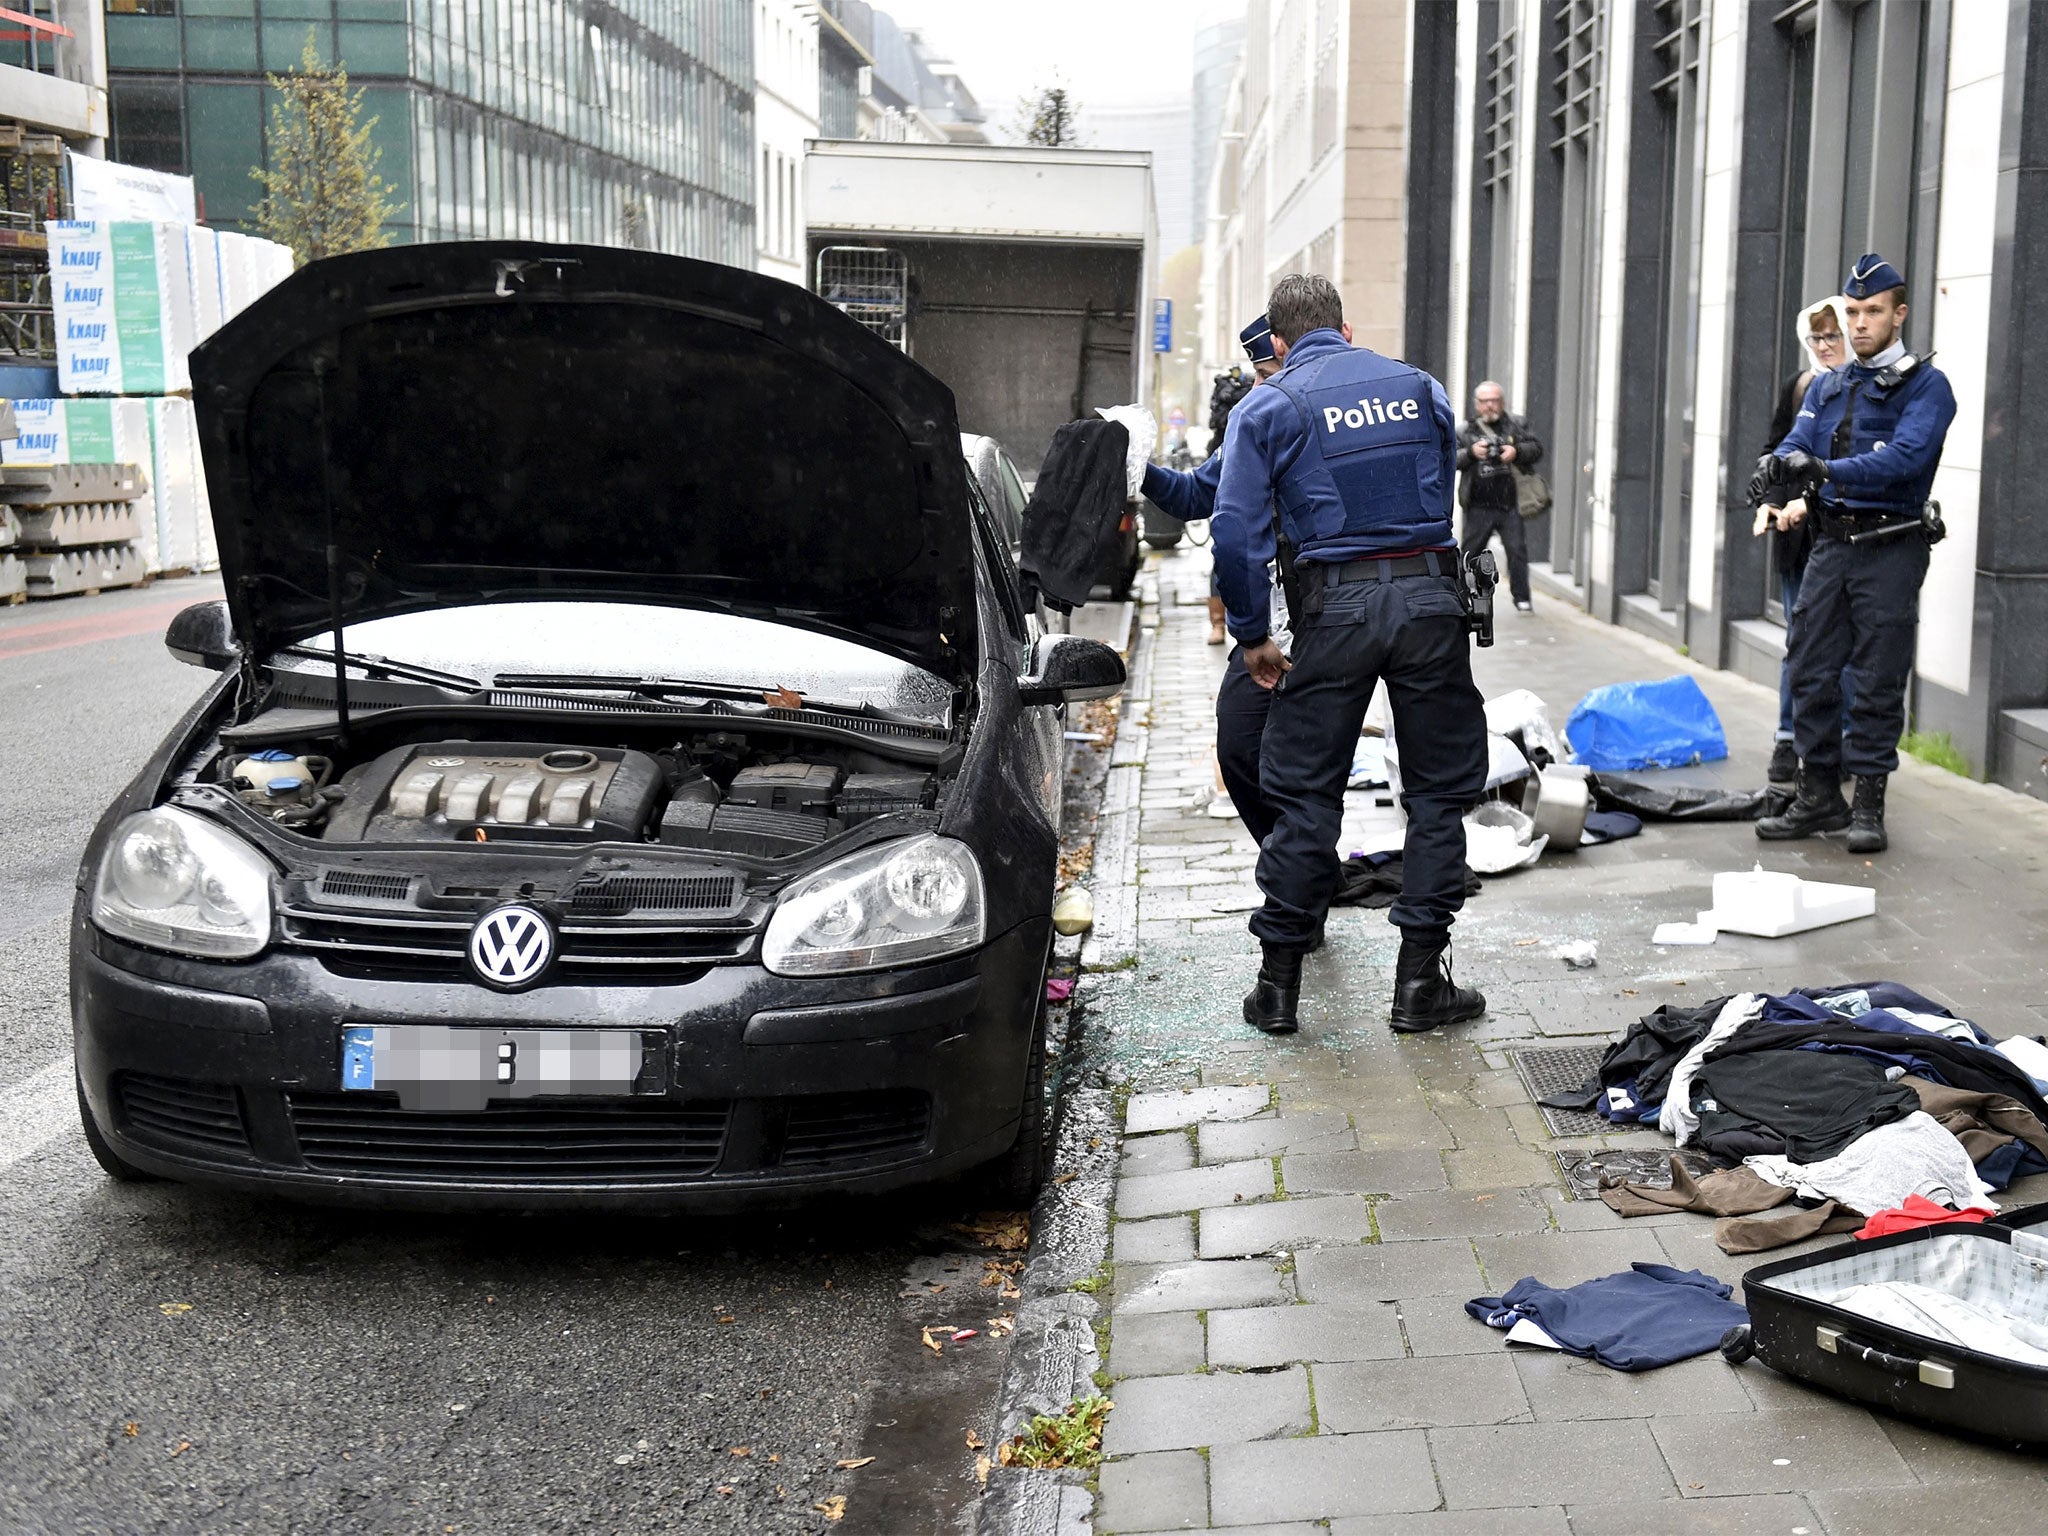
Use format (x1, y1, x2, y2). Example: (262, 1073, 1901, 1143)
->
(1752, 255, 1955, 854)
(1455, 381, 1543, 613)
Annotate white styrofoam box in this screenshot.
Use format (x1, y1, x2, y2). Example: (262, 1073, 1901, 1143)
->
(1705, 867, 1877, 938)
(185, 224, 224, 343)
(148, 397, 205, 572)
(49, 220, 199, 395)
(0, 399, 68, 464)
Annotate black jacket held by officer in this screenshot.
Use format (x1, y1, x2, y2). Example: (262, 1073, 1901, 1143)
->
(1211, 274, 1489, 1037)
(1751, 253, 1955, 856)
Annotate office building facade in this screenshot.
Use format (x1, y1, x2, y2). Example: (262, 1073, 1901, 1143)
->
(103, 0, 754, 264)
(1438, 0, 2048, 796)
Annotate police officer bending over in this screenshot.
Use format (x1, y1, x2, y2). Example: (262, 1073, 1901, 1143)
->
(1142, 314, 1287, 844)
(1211, 274, 1490, 1036)
(1752, 254, 1955, 855)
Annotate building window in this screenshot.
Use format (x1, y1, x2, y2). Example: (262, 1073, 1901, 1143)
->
(1479, 13, 1515, 378)
(1541, 0, 1607, 581)
(1644, 0, 1703, 608)
(109, 77, 187, 174)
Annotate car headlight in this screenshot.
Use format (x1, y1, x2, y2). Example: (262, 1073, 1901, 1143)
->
(763, 834, 985, 976)
(91, 807, 274, 960)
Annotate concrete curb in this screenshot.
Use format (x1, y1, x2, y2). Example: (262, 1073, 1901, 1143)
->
(975, 610, 1157, 1536)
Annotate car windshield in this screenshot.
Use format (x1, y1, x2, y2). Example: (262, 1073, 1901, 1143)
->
(277, 602, 957, 722)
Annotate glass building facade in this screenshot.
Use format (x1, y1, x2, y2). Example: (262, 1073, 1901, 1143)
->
(103, 1, 754, 263)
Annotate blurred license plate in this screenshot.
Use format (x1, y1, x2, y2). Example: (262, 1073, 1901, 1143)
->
(341, 1026, 647, 1111)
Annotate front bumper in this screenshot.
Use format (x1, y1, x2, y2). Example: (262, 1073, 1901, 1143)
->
(72, 905, 1050, 1211)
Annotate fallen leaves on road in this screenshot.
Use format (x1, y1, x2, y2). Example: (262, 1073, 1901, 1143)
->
(964, 1429, 984, 1450)
(1056, 837, 1096, 886)
(955, 1212, 1030, 1252)
(715, 1314, 736, 1325)
(986, 1315, 1014, 1338)
(975, 1453, 992, 1485)
(835, 1457, 874, 1470)
(1053, 1171, 1079, 1186)
(767, 1453, 781, 1463)
(157, 1303, 192, 1317)
(716, 1485, 735, 1496)
(815, 1495, 847, 1521)
(728, 1446, 751, 1457)
(920, 1326, 945, 1356)
(979, 1260, 1024, 1299)
(169, 1442, 191, 1458)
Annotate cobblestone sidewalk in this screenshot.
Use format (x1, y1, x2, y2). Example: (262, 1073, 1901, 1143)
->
(1084, 545, 2048, 1536)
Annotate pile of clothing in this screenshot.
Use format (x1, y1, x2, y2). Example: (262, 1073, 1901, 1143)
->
(1545, 982, 2048, 1252)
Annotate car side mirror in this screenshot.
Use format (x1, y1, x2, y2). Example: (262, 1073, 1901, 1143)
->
(1018, 634, 1124, 707)
(165, 599, 239, 670)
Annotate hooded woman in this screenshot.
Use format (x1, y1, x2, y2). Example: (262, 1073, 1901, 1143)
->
(1757, 294, 1851, 784)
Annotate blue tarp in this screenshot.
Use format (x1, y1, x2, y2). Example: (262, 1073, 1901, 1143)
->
(1565, 676, 1728, 771)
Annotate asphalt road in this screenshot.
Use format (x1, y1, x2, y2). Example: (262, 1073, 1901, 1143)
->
(0, 580, 1023, 1536)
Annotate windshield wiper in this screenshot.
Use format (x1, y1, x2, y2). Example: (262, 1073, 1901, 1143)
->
(491, 674, 941, 731)
(277, 646, 483, 692)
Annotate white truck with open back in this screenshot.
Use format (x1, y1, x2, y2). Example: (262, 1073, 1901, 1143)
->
(804, 139, 1158, 597)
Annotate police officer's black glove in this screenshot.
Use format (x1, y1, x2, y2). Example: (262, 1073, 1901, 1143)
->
(1746, 455, 1779, 506)
(1778, 449, 1827, 500)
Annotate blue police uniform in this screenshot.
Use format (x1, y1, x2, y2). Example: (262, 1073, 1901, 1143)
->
(1771, 257, 1955, 786)
(1210, 328, 1487, 956)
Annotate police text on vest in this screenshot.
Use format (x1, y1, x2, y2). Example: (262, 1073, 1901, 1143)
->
(1324, 397, 1421, 432)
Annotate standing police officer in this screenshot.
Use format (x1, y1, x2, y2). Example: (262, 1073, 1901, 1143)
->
(1211, 275, 1489, 1036)
(1753, 254, 1955, 854)
(1142, 315, 1286, 844)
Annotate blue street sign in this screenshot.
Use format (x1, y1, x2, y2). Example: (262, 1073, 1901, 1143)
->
(1152, 298, 1172, 353)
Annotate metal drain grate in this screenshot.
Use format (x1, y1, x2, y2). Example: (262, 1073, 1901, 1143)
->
(1553, 1147, 1718, 1202)
(1507, 1045, 1608, 1136)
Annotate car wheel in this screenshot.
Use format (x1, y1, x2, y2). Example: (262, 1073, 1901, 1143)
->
(76, 1074, 157, 1183)
(979, 993, 1049, 1207)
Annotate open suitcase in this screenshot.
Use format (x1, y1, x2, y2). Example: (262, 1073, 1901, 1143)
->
(1728, 1203, 2048, 1445)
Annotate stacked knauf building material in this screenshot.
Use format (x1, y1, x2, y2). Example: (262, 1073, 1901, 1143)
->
(38, 219, 291, 577)
(0, 397, 212, 577)
(0, 451, 151, 600)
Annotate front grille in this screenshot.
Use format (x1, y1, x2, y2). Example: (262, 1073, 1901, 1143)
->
(780, 1091, 931, 1166)
(287, 1094, 730, 1183)
(320, 870, 413, 902)
(566, 873, 743, 917)
(115, 1073, 251, 1157)
(278, 904, 753, 980)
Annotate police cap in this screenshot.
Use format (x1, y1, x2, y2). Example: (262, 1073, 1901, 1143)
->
(1844, 253, 1906, 301)
(1239, 313, 1276, 363)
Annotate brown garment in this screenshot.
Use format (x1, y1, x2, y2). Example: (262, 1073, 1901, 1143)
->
(1599, 1157, 1793, 1219)
(1904, 1076, 2048, 1162)
(1599, 1154, 1860, 1254)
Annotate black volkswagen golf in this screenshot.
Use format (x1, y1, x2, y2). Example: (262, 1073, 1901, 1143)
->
(71, 244, 1123, 1210)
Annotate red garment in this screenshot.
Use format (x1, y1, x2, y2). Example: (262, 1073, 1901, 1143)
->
(1854, 1194, 1993, 1240)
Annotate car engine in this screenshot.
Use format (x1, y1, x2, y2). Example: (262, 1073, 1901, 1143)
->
(215, 734, 937, 857)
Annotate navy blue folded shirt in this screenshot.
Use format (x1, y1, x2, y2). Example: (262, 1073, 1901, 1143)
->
(1467, 1263, 1748, 1371)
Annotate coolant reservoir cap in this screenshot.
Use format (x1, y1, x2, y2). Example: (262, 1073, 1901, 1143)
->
(265, 777, 306, 796)
(251, 749, 295, 762)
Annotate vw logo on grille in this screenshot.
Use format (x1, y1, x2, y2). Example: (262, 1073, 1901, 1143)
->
(469, 904, 555, 990)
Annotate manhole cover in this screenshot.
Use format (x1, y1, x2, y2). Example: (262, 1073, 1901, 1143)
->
(1554, 1148, 1717, 1201)
(1507, 1045, 1607, 1137)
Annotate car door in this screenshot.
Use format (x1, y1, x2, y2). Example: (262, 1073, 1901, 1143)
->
(966, 473, 1062, 826)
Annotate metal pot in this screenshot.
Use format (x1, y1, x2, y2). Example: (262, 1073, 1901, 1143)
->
(1521, 764, 1591, 850)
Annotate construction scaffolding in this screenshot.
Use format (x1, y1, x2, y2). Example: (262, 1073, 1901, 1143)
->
(0, 121, 68, 362)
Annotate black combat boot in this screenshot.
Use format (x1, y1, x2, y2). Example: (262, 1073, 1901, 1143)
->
(1846, 774, 1889, 854)
(1390, 935, 1486, 1034)
(1242, 944, 1303, 1035)
(1755, 766, 1851, 840)
(1767, 739, 1798, 785)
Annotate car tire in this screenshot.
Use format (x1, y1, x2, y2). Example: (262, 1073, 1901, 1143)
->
(978, 993, 1049, 1207)
(76, 1074, 157, 1183)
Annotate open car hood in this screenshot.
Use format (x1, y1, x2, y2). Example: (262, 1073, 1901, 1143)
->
(192, 243, 976, 685)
